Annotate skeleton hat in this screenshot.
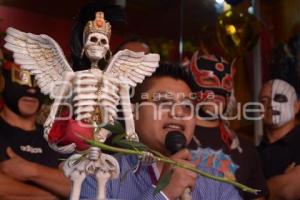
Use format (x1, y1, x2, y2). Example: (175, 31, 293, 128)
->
(189, 51, 236, 118)
(70, 2, 125, 71)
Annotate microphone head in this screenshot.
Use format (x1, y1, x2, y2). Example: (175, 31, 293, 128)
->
(165, 131, 187, 154)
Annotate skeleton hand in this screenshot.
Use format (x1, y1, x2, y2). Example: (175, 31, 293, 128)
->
(48, 143, 76, 154)
(138, 152, 156, 165)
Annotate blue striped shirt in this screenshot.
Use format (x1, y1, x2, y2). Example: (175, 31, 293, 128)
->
(80, 155, 242, 200)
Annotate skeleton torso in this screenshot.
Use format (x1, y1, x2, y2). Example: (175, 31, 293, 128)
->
(72, 69, 120, 127)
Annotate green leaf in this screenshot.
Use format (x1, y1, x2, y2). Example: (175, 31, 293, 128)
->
(103, 121, 125, 134)
(154, 170, 173, 195)
(111, 133, 126, 145)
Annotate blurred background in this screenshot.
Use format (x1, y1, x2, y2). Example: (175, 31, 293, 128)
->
(1, 0, 300, 142)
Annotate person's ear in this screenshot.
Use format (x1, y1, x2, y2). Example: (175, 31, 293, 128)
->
(294, 100, 300, 115)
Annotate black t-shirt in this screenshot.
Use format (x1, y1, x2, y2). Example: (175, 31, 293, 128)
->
(189, 125, 268, 200)
(0, 117, 66, 167)
(258, 125, 300, 179)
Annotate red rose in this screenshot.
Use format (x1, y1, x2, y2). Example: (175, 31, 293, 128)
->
(48, 113, 94, 151)
(48, 118, 67, 144)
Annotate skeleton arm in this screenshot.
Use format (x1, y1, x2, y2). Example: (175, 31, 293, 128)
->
(118, 81, 138, 141)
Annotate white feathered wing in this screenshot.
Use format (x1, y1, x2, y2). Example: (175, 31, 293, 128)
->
(104, 49, 160, 87)
(102, 49, 160, 141)
(4, 27, 76, 153)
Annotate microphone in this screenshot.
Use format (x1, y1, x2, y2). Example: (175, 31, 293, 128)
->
(165, 131, 187, 154)
(165, 131, 192, 200)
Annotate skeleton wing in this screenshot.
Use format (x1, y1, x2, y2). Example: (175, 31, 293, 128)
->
(4, 27, 75, 98)
(104, 49, 160, 87)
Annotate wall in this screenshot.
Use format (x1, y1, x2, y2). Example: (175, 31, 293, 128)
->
(0, 5, 123, 58)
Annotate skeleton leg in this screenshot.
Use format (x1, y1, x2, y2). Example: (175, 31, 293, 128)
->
(95, 154, 120, 200)
(119, 84, 139, 141)
(69, 170, 87, 200)
(63, 154, 88, 200)
(95, 169, 111, 200)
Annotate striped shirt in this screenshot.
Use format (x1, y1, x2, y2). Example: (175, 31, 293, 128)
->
(80, 154, 242, 200)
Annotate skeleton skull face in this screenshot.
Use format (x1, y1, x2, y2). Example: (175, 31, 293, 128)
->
(270, 79, 297, 127)
(260, 79, 298, 127)
(84, 32, 109, 62)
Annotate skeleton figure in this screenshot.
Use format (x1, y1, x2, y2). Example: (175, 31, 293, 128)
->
(4, 12, 160, 200)
(271, 79, 297, 127)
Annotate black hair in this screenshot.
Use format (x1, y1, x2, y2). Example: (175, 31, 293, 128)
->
(131, 62, 194, 102)
(152, 62, 192, 82)
(70, 1, 126, 71)
(269, 32, 300, 95)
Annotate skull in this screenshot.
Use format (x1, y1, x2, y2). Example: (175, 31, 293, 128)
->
(84, 32, 109, 62)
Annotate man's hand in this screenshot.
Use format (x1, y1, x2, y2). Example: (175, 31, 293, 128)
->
(0, 147, 37, 181)
(0, 171, 60, 200)
(161, 149, 199, 200)
(1, 194, 59, 200)
(267, 165, 300, 200)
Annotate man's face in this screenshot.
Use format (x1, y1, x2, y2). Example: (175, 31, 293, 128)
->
(134, 77, 195, 155)
(2, 66, 43, 117)
(260, 80, 297, 127)
(199, 91, 229, 117)
(18, 89, 41, 117)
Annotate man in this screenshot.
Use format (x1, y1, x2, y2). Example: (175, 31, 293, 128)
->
(80, 63, 242, 199)
(188, 52, 268, 200)
(0, 61, 71, 199)
(258, 79, 300, 199)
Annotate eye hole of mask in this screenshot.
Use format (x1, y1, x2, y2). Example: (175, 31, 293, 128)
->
(274, 94, 288, 103)
(12, 68, 32, 86)
(11, 67, 38, 88)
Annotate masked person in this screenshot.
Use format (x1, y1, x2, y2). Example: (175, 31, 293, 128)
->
(258, 79, 300, 199)
(80, 63, 242, 200)
(0, 61, 71, 199)
(188, 52, 268, 200)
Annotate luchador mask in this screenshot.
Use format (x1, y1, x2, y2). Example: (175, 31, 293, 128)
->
(189, 51, 235, 102)
(271, 79, 297, 127)
(189, 52, 235, 118)
(1, 61, 44, 115)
